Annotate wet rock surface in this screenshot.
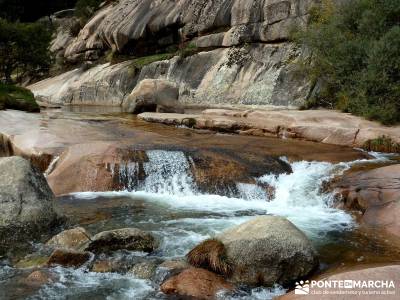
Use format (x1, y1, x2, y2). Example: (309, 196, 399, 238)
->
(160, 267, 235, 300)
(85, 228, 157, 254)
(47, 249, 92, 268)
(329, 164, 400, 240)
(139, 109, 400, 151)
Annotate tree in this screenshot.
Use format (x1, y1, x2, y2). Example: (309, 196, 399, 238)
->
(0, 19, 52, 83)
(0, 0, 77, 22)
(294, 0, 400, 124)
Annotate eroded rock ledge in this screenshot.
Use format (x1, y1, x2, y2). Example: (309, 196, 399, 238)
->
(138, 109, 400, 151)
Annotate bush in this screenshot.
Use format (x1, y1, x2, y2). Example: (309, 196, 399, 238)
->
(294, 0, 400, 125)
(0, 83, 40, 112)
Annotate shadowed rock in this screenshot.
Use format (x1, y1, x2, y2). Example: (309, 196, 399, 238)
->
(85, 228, 157, 254)
(186, 239, 232, 276)
(161, 267, 235, 300)
(46, 227, 91, 251)
(47, 249, 92, 268)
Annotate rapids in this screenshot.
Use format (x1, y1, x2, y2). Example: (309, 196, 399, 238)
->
(1, 109, 399, 300)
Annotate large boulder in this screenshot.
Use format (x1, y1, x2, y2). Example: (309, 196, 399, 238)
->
(122, 79, 183, 114)
(161, 267, 235, 300)
(219, 216, 318, 286)
(0, 156, 61, 253)
(188, 216, 318, 286)
(85, 228, 157, 254)
(329, 164, 400, 240)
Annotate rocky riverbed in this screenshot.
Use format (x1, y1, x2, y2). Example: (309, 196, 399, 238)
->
(0, 107, 399, 299)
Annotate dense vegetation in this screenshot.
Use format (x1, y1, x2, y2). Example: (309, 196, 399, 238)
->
(295, 0, 400, 124)
(0, 83, 40, 112)
(0, 0, 77, 22)
(0, 19, 52, 84)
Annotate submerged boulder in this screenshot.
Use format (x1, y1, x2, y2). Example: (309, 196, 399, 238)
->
(122, 79, 183, 114)
(188, 216, 318, 286)
(46, 227, 91, 251)
(0, 156, 62, 253)
(47, 249, 92, 268)
(161, 267, 235, 300)
(85, 228, 157, 254)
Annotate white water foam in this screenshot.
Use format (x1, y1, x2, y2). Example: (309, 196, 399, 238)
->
(34, 267, 153, 300)
(41, 151, 396, 299)
(142, 150, 196, 195)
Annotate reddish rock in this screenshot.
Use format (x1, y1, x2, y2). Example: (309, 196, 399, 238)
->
(160, 267, 234, 300)
(330, 164, 400, 239)
(47, 249, 92, 268)
(25, 270, 52, 286)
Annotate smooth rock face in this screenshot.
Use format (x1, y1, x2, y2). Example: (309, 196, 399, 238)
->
(279, 265, 400, 300)
(0, 157, 61, 252)
(160, 267, 234, 300)
(330, 164, 400, 239)
(30, 0, 321, 108)
(31, 43, 310, 108)
(46, 227, 91, 251)
(138, 109, 400, 150)
(217, 216, 318, 286)
(85, 228, 157, 254)
(122, 79, 183, 114)
(63, 0, 314, 58)
(29, 62, 137, 106)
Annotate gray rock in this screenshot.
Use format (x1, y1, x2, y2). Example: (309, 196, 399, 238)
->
(129, 260, 160, 280)
(122, 79, 183, 114)
(85, 228, 157, 254)
(29, 61, 138, 106)
(217, 216, 318, 286)
(63, 0, 317, 59)
(29, 0, 319, 108)
(0, 157, 61, 253)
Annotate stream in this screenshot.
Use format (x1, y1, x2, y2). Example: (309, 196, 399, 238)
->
(1, 109, 399, 300)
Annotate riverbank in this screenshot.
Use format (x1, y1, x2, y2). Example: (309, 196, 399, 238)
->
(138, 109, 400, 153)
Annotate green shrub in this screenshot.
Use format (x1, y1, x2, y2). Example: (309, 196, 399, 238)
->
(0, 19, 52, 83)
(130, 53, 175, 69)
(0, 83, 40, 112)
(293, 0, 400, 125)
(363, 135, 400, 153)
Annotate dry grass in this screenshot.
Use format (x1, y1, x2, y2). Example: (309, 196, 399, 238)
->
(186, 239, 232, 276)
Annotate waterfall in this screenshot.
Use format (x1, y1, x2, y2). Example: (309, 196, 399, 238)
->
(142, 150, 197, 196)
